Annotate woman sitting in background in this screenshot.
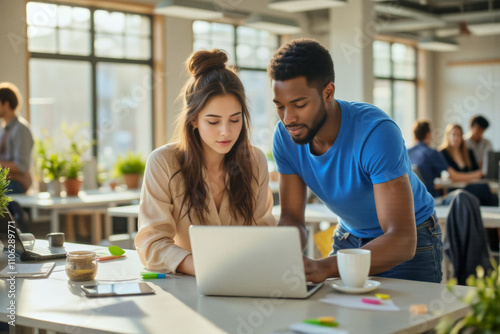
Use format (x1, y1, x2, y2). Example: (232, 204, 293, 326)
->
(135, 49, 276, 275)
(439, 123, 480, 173)
(439, 123, 498, 207)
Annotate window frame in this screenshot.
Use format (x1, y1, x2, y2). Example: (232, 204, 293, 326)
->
(373, 39, 418, 120)
(27, 1, 155, 159)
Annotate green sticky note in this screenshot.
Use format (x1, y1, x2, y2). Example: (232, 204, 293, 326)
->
(108, 245, 125, 255)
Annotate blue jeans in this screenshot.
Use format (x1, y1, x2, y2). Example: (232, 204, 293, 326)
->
(331, 212, 443, 283)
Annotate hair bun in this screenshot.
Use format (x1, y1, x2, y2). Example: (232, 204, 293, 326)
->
(187, 49, 228, 78)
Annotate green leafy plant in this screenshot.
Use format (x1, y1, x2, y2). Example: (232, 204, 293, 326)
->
(112, 152, 146, 177)
(65, 154, 84, 179)
(0, 167, 13, 217)
(35, 123, 93, 182)
(436, 259, 500, 334)
(35, 137, 67, 182)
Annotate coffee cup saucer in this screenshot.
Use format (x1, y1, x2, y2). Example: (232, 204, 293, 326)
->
(328, 278, 381, 294)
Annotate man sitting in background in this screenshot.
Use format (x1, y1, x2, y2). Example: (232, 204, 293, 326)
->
(0, 82, 33, 194)
(407, 120, 482, 202)
(466, 115, 493, 175)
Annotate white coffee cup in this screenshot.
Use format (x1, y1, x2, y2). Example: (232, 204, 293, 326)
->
(337, 249, 371, 288)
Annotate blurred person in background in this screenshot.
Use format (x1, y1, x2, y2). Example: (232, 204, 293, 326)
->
(408, 120, 482, 201)
(465, 115, 493, 175)
(0, 82, 33, 194)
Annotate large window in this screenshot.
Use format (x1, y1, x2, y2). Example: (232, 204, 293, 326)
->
(193, 21, 279, 156)
(27, 2, 153, 175)
(373, 40, 417, 146)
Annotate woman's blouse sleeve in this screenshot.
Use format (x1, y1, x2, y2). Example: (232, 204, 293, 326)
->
(252, 148, 277, 226)
(135, 148, 191, 273)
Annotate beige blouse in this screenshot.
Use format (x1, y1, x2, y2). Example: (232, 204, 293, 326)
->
(135, 143, 276, 273)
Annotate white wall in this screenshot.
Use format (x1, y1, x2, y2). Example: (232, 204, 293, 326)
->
(432, 35, 500, 150)
(0, 0, 28, 119)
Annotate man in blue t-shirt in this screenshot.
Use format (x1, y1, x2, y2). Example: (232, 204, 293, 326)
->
(408, 120, 483, 199)
(268, 39, 441, 283)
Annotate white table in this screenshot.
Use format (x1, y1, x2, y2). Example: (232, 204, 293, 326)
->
(0, 242, 475, 334)
(11, 189, 140, 245)
(272, 203, 500, 259)
(434, 178, 499, 195)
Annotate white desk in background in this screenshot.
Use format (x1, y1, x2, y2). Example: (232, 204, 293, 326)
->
(107, 203, 335, 256)
(433, 178, 498, 196)
(11, 189, 140, 245)
(272, 203, 500, 259)
(0, 242, 475, 334)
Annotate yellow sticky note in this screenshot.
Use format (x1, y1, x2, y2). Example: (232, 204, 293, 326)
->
(375, 293, 390, 300)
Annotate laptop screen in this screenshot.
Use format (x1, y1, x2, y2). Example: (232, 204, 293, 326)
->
(486, 151, 500, 180)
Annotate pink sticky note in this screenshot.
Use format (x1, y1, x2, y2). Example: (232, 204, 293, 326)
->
(361, 298, 381, 305)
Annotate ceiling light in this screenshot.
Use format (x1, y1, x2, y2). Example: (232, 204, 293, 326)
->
(268, 0, 346, 13)
(417, 37, 459, 52)
(246, 14, 301, 34)
(468, 22, 500, 36)
(154, 0, 223, 20)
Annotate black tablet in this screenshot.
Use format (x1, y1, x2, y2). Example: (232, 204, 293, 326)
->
(81, 282, 156, 298)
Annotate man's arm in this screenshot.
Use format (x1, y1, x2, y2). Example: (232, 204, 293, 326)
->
(304, 174, 417, 283)
(0, 160, 21, 173)
(278, 173, 308, 248)
(447, 167, 482, 182)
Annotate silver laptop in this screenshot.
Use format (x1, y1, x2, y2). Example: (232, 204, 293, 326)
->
(189, 226, 324, 298)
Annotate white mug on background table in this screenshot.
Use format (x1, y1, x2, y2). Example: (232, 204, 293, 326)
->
(337, 249, 371, 288)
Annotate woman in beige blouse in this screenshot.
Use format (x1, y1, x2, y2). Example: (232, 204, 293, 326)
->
(135, 49, 276, 275)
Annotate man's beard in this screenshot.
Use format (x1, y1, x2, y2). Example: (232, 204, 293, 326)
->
(288, 102, 327, 145)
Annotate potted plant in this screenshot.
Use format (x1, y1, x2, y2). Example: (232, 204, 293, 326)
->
(63, 154, 84, 196)
(35, 122, 93, 197)
(112, 152, 146, 189)
(35, 138, 66, 196)
(437, 259, 500, 333)
(60, 122, 93, 196)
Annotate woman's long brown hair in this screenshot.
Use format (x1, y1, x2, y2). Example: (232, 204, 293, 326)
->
(170, 49, 255, 225)
(439, 123, 472, 169)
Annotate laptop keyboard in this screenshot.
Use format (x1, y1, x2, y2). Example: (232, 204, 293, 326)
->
(31, 245, 66, 255)
(306, 283, 321, 292)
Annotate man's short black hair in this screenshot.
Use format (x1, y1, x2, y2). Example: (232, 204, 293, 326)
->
(413, 120, 431, 142)
(470, 115, 489, 129)
(0, 85, 19, 110)
(267, 38, 334, 91)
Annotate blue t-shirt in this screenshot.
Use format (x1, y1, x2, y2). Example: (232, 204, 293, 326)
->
(273, 99, 434, 238)
(408, 142, 449, 197)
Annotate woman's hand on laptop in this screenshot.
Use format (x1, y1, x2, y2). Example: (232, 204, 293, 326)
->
(303, 256, 337, 283)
